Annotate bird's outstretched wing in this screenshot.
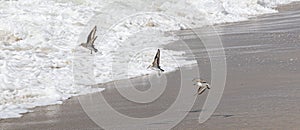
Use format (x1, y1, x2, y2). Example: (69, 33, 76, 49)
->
(192, 78, 207, 83)
(197, 86, 206, 95)
(87, 26, 97, 45)
(152, 49, 160, 67)
(91, 36, 98, 47)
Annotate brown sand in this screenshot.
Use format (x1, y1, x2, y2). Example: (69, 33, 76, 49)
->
(1, 2, 300, 130)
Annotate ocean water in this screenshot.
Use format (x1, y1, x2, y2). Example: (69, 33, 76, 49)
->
(0, 0, 298, 119)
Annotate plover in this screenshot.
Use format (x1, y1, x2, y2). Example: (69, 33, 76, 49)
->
(193, 79, 210, 95)
(80, 26, 98, 54)
(147, 49, 164, 72)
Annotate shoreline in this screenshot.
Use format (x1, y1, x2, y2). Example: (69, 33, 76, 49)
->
(1, 1, 300, 129)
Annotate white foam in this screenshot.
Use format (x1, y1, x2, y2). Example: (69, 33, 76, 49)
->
(0, 0, 299, 119)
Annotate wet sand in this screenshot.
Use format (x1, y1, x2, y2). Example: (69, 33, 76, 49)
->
(1, 2, 300, 130)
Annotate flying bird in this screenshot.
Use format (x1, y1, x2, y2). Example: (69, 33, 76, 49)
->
(193, 79, 210, 95)
(147, 49, 164, 72)
(80, 26, 98, 54)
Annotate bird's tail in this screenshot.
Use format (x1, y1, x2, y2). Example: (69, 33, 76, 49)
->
(159, 67, 164, 72)
(94, 48, 98, 53)
(157, 66, 165, 72)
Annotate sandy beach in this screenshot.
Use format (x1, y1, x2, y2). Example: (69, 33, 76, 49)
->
(1, 2, 300, 130)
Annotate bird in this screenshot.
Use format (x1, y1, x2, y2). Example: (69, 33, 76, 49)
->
(147, 49, 164, 72)
(80, 26, 98, 54)
(192, 79, 210, 95)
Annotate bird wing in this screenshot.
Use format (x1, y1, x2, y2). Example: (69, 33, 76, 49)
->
(152, 49, 160, 67)
(192, 78, 201, 82)
(197, 86, 206, 95)
(193, 79, 207, 84)
(87, 26, 97, 45)
(91, 36, 98, 46)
